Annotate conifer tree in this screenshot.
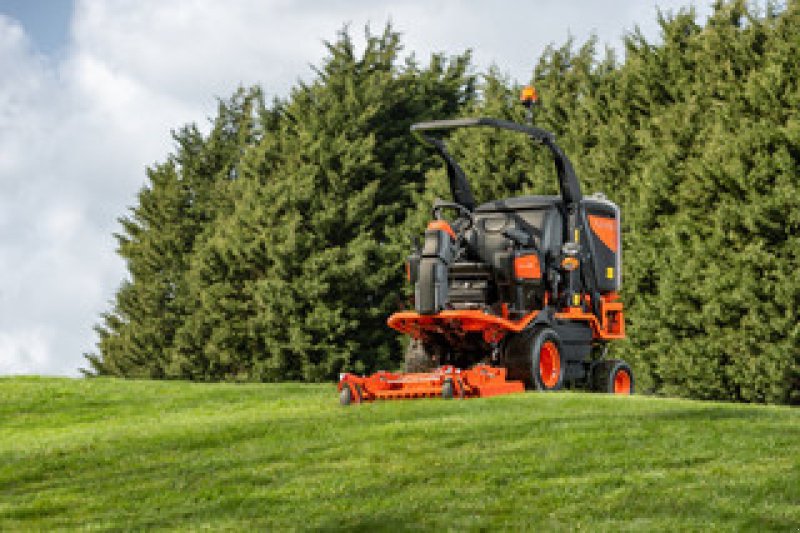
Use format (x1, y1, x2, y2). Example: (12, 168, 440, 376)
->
(86, 88, 269, 377)
(88, 6, 800, 404)
(142, 27, 475, 381)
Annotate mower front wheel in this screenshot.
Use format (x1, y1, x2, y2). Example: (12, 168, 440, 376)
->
(591, 359, 634, 394)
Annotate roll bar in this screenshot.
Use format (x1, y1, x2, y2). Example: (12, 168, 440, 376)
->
(412, 117, 555, 142)
(411, 117, 583, 214)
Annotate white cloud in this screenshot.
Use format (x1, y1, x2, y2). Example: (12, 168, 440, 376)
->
(0, 327, 53, 374)
(0, 1, 711, 376)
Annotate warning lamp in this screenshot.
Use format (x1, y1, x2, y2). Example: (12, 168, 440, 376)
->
(520, 85, 539, 107)
(561, 256, 580, 271)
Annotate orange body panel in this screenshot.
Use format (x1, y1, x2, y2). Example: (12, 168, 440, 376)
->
(588, 215, 619, 252)
(338, 365, 524, 403)
(388, 293, 624, 342)
(514, 255, 541, 279)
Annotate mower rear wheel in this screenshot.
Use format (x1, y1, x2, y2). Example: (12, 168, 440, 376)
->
(531, 328, 565, 391)
(405, 339, 439, 372)
(591, 359, 634, 394)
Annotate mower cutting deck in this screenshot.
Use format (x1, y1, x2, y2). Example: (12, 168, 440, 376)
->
(338, 365, 524, 405)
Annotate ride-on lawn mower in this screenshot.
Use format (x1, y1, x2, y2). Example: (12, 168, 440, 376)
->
(339, 88, 632, 405)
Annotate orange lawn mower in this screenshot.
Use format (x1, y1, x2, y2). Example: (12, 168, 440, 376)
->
(339, 88, 633, 405)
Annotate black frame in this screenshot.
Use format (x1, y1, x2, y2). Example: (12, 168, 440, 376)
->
(410, 118, 583, 215)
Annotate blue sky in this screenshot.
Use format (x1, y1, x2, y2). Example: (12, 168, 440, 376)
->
(0, 0, 714, 376)
(1, 0, 73, 54)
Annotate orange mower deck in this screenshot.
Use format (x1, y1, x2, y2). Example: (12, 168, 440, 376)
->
(338, 365, 524, 405)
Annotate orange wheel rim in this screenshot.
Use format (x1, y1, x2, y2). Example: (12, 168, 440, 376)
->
(614, 370, 631, 394)
(539, 341, 560, 388)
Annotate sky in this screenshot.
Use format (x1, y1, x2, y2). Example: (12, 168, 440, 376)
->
(0, 0, 713, 377)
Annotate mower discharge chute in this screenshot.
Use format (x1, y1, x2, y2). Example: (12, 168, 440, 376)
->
(339, 89, 632, 404)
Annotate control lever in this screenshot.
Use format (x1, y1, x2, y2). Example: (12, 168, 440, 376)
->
(502, 228, 534, 248)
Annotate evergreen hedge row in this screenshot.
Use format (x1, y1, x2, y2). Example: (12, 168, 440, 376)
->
(87, 3, 800, 404)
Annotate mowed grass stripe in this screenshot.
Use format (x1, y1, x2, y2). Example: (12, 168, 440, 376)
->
(0, 377, 797, 531)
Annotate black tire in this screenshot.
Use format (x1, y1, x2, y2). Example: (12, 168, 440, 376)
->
(442, 379, 454, 399)
(502, 327, 565, 390)
(530, 328, 565, 391)
(339, 386, 352, 406)
(591, 359, 634, 394)
(405, 339, 439, 372)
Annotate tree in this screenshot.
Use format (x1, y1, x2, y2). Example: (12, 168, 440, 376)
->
(89, 6, 800, 404)
(86, 88, 270, 377)
(88, 26, 475, 381)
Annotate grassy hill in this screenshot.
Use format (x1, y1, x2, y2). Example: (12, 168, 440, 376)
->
(0, 377, 797, 531)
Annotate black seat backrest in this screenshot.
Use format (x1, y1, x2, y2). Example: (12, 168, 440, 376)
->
(471, 205, 563, 281)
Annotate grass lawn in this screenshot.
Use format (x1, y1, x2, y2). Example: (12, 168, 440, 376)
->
(0, 377, 798, 530)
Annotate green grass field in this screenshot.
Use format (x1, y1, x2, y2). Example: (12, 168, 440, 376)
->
(1, 377, 798, 531)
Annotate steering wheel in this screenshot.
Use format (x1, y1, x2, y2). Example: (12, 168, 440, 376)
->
(431, 200, 475, 234)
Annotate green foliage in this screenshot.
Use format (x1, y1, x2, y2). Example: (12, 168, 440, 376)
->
(87, 26, 475, 382)
(86, 88, 271, 379)
(615, 1, 800, 404)
(2, 378, 799, 530)
(417, 2, 800, 404)
(89, 5, 800, 403)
